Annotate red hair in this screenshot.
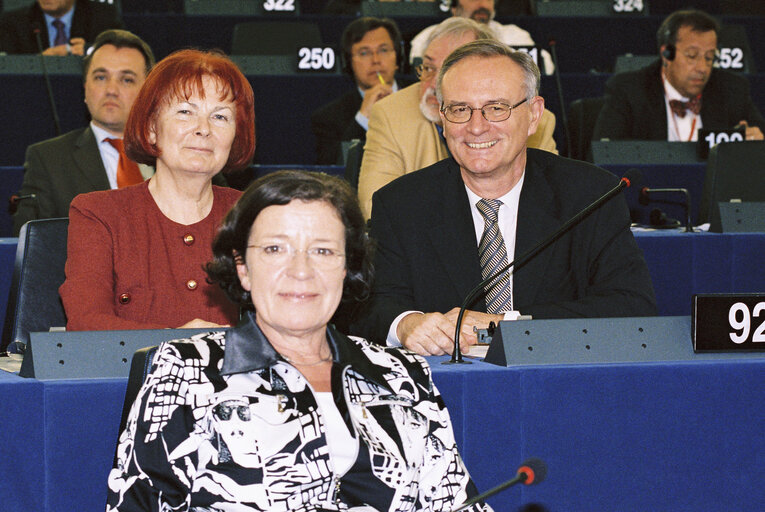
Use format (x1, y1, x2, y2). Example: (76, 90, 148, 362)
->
(125, 49, 255, 172)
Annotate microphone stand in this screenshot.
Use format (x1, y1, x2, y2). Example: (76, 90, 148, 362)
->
(445, 175, 635, 364)
(34, 28, 62, 136)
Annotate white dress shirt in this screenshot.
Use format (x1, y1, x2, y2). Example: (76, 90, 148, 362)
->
(385, 173, 525, 346)
(663, 73, 703, 142)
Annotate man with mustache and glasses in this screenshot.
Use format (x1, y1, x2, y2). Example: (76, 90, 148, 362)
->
(409, 0, 553, 75)
(594, 9, 764, 142)
(357, 18, 557, 220)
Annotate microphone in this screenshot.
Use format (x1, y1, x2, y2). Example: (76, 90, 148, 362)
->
(33, 25, 62, 136)
(638, 186, 692, 232)
(8, 193, 37, 215)
(451, 458, 547, 512)
(548, 38, 571, 158)
(445, 169, 642, 364)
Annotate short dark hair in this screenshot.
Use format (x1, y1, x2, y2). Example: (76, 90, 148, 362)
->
(206, 170, 373, 307)
(82, 29, 155, 80)
(657, 9, 720, 53)
(342, 17, 402, 75)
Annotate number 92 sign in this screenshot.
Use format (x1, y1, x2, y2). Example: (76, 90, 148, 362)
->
(693, 294, 765, 351)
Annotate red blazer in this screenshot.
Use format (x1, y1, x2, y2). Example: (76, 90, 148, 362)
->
(60, 181, 241, 330)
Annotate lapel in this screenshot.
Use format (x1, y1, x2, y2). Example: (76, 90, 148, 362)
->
(512, 152, 561, 307)
(72, 127, 111, 190)
(645, 61, 670, 138)
(425, 160, 484, 309)
(28, 3, 50, 49)
(698, 70, 724, 129)
(69, 0, 90, 38)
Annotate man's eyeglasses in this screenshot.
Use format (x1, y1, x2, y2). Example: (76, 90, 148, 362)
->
(415, 63, 438, 81)
(440, 98, 528, 124)
(681, 49, 717, 66)
(352, 46, 395, 60)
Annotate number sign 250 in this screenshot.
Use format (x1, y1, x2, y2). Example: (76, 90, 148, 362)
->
(298, 48, 336, 71)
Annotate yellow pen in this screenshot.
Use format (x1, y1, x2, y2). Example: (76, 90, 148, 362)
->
(377, 72, 386, 85)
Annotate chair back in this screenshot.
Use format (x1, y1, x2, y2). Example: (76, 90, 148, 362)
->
(343, 139, 364, 191)
(231, 21, 321, 55)
(567, 97, 604, 161)
(0, 218, 68, 354)
(700, 141, 765, 224)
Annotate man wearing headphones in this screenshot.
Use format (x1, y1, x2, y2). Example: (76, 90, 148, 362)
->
(593, 9, 764, 142)
(311, 17, 404, 165)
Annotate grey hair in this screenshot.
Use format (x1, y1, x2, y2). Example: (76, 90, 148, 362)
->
(436, 39, 540, 105)
(423, 17, 497, 53)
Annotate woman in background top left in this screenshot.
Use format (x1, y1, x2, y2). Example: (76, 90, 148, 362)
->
(59, 49, 255, 330)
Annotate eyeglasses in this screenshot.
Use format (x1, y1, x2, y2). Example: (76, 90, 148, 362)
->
(415, 62, 438, 81)
(440, 98, 528, 124)
(247, 244, 345, 270)
(352, 46, 395, 60)
(682, 49, 717, 67)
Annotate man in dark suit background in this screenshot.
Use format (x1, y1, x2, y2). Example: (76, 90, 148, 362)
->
(13, 29, 154, 235)
(0, 0, 123, 56)
(593, 9, 764, 142)
(352, 40, 656, 355)
(310, 17, 403, 165)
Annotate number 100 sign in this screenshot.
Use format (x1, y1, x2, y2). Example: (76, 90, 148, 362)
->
(693, 294, 765, 351)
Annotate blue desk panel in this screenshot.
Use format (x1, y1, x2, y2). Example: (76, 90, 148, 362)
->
(1, 354, 764, 511)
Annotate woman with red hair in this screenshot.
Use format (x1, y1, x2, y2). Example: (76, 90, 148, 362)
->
(60, 49, 255, 330)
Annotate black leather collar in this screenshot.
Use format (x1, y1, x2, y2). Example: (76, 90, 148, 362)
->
(220, 311, 393, 392)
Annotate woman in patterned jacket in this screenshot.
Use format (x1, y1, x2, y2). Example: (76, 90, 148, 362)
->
(106, 170, 491, 512)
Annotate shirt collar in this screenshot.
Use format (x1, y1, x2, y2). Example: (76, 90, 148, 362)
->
(220, 310, 393, 392)
(43, 6, 75, 32)
(662, 70, 693, 102)
(90, 122, 120, 143)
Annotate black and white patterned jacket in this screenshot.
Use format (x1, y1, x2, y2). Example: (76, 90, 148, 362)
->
(106, 312, 491, 512)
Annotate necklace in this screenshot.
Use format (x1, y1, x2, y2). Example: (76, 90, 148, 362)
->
(282, 351, 332, 367)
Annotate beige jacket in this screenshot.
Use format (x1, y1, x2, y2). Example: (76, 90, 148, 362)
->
(358, 83, 557, 219)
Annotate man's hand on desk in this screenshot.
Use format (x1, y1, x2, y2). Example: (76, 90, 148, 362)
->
(397, 308, 503, 356)
(738, 120, 764, 141)
(42, 37, 85, 56)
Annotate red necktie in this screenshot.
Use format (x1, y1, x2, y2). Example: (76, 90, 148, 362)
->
(669, 95, 702, 118)
(105, 138, 144, 188)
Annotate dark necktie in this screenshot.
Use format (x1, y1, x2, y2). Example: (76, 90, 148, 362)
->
(105, 138, 144, 188)
(477, 199, 512, 314)
(669, 95, 702, 118)
(51, 19, 67, 47)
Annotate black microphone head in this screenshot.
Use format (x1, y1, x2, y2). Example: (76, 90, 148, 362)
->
(638, 187, 650, 206)
(621, 168, 643, 189)
(517, 457, 547, 485)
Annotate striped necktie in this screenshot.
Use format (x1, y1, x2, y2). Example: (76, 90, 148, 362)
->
(477, 198, 512, 314)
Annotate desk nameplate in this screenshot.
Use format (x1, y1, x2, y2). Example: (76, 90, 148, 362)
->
(693, 294, 765, 351)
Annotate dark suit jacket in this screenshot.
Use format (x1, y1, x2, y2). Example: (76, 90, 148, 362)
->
(593, 59, 765, 140)
(0, 0, 123, 54)
(311, 89, 366, 165)
(13, 126, 111, 235)
(352, 149, 657, 344)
